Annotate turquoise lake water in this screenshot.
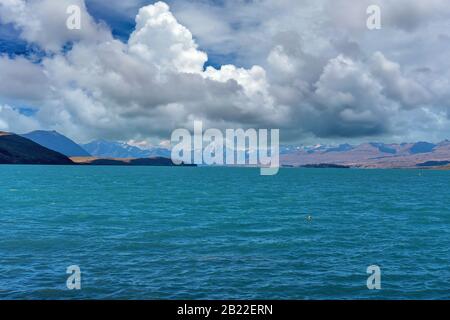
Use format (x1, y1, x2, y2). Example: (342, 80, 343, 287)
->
(0, 166, 449, 299)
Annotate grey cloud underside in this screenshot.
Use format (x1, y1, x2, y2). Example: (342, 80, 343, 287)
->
(0, 0, 450, 144)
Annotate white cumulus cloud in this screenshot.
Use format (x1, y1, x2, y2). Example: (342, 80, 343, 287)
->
(1, 0, 450, 144)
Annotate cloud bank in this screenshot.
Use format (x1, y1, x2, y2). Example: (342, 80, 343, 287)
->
(0, 0, 450, 144)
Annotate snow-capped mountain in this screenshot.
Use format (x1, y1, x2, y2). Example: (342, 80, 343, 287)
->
(81, 140, 171, 158)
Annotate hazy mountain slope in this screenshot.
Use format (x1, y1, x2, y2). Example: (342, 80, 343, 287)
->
(22, 130, 90, 157)
(280, 141, 450, 168)
(0, 132, 73, 164)
(82, 140, 170, 158)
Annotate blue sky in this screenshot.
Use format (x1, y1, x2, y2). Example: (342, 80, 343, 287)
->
(84, 0, 242, 68)
(0, 1, 243, 75)
(1, 0, 450, 144)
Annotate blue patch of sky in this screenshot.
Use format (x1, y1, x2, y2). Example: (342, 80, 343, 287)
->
(204, 52, 238, 69)
(85, 0, 240, 68)
(16, 106, 38, 117)
(0, 0, 241, 68)
(0, 24, 28, 55)
(0, 102, 38, 116)
(0, 24, 48, 62)
(85, 0, 137, 42)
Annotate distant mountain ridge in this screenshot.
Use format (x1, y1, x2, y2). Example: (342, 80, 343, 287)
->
(75, 138, 450, 168)
(18, 131, 172, 159)
(82, 140, 171, 159)
(0, 131, 180, 167)
(281, 140, 450, 168)
(0, 131, 73, 164)
(3, 129, 450, 168)
(22, 130, 90, 157)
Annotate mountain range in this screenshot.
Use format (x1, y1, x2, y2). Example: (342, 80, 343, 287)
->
(0, 131, 73, 164)
(21, 130, 91, 157)
(19, 130, 171, 158)
(81, 140, 171, 158)
(0, 131, 176, 166)
(280, 141, 450, 168)
(2, 130, 450, 168)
